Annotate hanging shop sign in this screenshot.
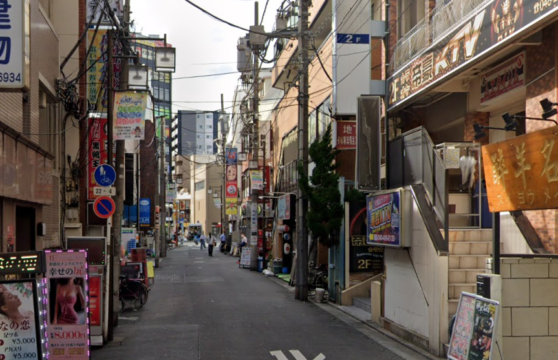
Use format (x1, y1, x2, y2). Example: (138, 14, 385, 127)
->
(113, 92, 147, 140)
(335, 121, 357, 150)
(0, 280, 45, 360)
(480, 52, 525, 103)
(88, 118, 116, 200)
(225, 198, 238, 215)
(226, 181, 238, 197)
(86, 30, 122, 111)
(45, 250, 90, 360)
(482, 126, 558, 212)
(277, 194, 292, 220)
(448, 292, 500, 360)
(226, 148, 237, 165)
(387, 0, 558, 110)
(366, 190, 404, 247)
(0, 0, 30, 90)
(139, 198, 151, 227)
(250, 170, 263, 190)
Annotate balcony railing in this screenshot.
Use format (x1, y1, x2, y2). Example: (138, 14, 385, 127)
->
(391, 0, 491, 72)
(430, 0, 491, 43)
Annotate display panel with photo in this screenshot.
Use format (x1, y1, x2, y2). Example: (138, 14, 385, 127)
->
(48, 278, 87, 325)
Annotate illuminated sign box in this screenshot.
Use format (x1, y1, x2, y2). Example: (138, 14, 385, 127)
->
(0, 251, 45, 274)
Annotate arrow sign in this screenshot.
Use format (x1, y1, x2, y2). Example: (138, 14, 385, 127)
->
(93, 196, 116, 219)
(270, 350, 325, 360)
(94, 164, 116, 187)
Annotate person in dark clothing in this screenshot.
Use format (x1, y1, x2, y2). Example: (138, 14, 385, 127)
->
(208, 234, 215, 256)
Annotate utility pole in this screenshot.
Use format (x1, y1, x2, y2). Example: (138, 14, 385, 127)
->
(249, 2, 261, 271)
(295, 0, 310, 301)
(153, 109, 161, 268)
(106, 28, 115, 341)
(160, 116, 167, 258)
(221, 94, 227, 238)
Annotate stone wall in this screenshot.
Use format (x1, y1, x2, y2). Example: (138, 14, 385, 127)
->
(501, 257, 558, 360)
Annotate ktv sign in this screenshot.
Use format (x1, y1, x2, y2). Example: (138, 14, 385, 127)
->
(0, 0, 29, 90)
(388, 0, 558, 109)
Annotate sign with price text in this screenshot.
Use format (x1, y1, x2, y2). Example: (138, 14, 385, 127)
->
(0, 280, 43, 360)
(45, 251, 90, 360)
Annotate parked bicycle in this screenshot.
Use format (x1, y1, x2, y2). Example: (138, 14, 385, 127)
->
(308, 262, 328, 291)
(119, 275, 149, 311)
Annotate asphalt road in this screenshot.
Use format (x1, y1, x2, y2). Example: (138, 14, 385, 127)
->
(92, 242, 432, 360)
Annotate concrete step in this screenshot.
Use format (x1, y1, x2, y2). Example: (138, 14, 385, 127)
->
(448, 229, 492, 242)
(352, 297, 371, 314)
(449, 241, 491, 256)
(449, 268, 487, 283)
(449, 255, 489, 269)
(449, 283, 476, 299)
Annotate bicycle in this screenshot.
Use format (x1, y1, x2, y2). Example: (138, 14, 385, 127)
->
(119, 275, 149, 311)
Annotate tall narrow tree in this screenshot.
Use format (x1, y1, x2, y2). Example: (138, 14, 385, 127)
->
(298, 123, 344, 248)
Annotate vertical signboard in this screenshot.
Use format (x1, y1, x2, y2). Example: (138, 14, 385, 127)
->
(250, 170, 263, 190)
(335, 121, 357, 150)
(88, 276, 101, 327)
(87, 118, 108, 200)
(366, 190, 403, 247)
(86, 30, 121, 111)
(448, 292, 500, 360)
(0, 280, 43, 360)
(139, 198, 151, 227)
(0, 0, 30, 90)
(226, 148, 238, 215)
(45, 251, 90, 360)
(277, 195, 291, 220)
(113, 92, 147, 140)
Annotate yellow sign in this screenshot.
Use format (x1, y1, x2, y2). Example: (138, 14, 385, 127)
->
(226, 198, 238, 215)
(147, 260, 154, 279)
(482, 126, 558, 212)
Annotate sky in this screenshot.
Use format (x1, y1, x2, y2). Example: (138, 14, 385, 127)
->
(130, 0, 284, 114)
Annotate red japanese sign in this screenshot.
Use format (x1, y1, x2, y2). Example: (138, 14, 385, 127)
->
(226, 181, 238, 198)
(336, 121, 357, 150)
(88, 118, 108, 200)
(89, 276, 101, 327)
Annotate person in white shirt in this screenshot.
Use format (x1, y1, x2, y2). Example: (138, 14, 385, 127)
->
(199, 232, 207, 250)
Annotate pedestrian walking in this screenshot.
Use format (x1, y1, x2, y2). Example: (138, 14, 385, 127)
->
(208, 234, 215, 256)
(199, 232, 207, 250)
(219, 231, 226, 253)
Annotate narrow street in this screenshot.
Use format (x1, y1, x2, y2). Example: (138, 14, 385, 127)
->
(92, 244, 433, 360)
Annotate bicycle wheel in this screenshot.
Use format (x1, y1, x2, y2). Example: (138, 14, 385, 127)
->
(138, 284, 148, 308)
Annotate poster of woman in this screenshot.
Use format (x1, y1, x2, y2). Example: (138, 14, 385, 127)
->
(0, 280, 42, 360)
(48, 278, 86, 325)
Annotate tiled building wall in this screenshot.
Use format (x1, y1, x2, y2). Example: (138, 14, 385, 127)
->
(501, 258, 558, 360)
(523, 25, 558, 253)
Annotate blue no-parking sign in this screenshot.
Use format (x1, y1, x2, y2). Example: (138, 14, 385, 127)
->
(94, 164, 116, 187)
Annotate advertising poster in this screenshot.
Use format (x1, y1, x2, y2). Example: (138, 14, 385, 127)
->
(0, 280, 43, 360)
(226, 148, 237, 165)
(225, 198, 238, 216)
(113, 92, 147, 140)
(45, 251, 90, 360)
(226, 165, 237, 182)
(88, 276, 101, 327)
(0, 0, 28, 90)
(366, 191, 402, 247)
(139, 198, 151, 227)
(226, 181, 238, 198)
(277, 195, 291, 220)
(349, 201, 384, 272)
(250, 170, 263, 190)
(448, 293, 499, 360)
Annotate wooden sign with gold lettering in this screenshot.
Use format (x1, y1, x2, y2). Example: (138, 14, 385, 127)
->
(482, 126, 558, 212)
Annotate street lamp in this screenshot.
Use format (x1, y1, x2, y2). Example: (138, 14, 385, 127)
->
(128, 64, 149, 90)
(155, 47, 176, 73)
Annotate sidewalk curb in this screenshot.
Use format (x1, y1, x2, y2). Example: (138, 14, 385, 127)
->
(265, 273, 443, 360)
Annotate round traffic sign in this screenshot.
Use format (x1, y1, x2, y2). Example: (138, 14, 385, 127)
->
(93, 196, 116, 219)
(94, 164, 116, 187)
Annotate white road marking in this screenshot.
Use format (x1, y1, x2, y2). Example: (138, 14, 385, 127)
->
(270, 350, 325, 360)
(290, 350, 307, 360)
(270, 351, 289, 360)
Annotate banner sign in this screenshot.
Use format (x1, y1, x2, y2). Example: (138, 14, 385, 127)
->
(0, 280, 44, 360)
(277, 194, 291, 220)
(0, 0, 29, 90)
(225, 198, 238, 215)
(226, 148, 237, 165)
(226, 165, 237, 182)
(226, 181, 238, 198)
(113, 92, 147, 140)
(482, 126, 558, 212)
(250, 170, 263, 190)
(86, 30, 122, 111)
(480, 52, 525, 103)
(88, 276, 101, 327)
(88, 118, 109, 200)
(335, 121, 357, 150)
(45, 251, 90, 360)
(139, 198, 151, 227)
(448, 292, 500, 360)
(387, 0, 558, 109)
(366, 191, 403, 247)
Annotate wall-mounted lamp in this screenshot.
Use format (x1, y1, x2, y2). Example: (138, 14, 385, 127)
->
(540, 99, 558, 120)
(473, 123, 507, 140)
(501, 113, 519, 131)
(504, 110, 557, 127)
